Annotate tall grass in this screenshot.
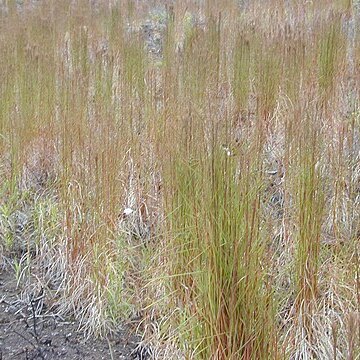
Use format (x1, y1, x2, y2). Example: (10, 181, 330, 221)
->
(166, 143, 277, 358)
(0, 0, 359, 358)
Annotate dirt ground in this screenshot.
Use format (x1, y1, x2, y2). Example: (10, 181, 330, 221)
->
(0, 269, 144, 360)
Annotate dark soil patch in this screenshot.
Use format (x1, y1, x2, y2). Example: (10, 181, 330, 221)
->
(0, 270, 142, 360)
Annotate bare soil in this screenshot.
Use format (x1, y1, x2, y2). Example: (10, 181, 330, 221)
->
(0, 269, 141, 360)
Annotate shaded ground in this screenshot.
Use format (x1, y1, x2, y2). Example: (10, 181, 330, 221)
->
(0, 270, 142, 360)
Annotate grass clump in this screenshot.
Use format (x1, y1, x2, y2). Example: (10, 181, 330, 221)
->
(167, 148, 277, 359)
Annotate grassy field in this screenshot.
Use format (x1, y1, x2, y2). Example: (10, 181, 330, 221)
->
(0, 0, 359, 358)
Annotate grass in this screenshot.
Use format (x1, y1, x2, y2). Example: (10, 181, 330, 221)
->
(0, 0, 359, 358)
